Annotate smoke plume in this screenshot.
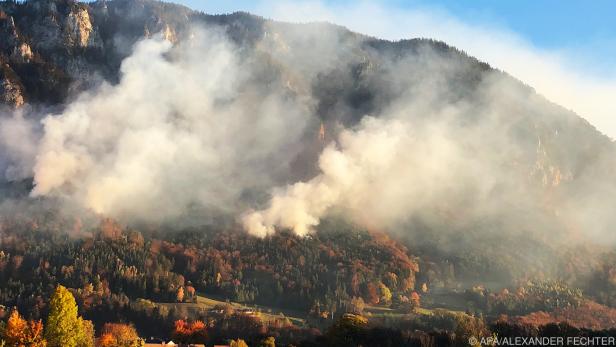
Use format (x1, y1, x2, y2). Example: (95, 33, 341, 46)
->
(20, 27, 312, 223)
(0, 109, 40, 181)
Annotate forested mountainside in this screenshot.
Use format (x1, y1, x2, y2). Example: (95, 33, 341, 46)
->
(2, 0, 616, 346)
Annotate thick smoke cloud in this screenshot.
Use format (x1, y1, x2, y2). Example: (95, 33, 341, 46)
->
(241, 44, 616, 245)
(23, 27, 311, 222)
(242, 82, 528, 237)
(0, 109, 39, 181)
(242, 116, 469, 237)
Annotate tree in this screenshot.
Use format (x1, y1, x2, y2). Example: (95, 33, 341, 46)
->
(4, 309, 28, 346)
(325, 313, 368, 347)
(172, 320, 207, 343)
(378, 282, 392, 306)
(258, 336, 276, 347)
(176, 286, 184, 303)
(44, 285, 93, 347)
(25, 320, 46, 347)
(410, 292, 421, 309)
(76, 319, 94, 347)
(185, 285, 196, 302)
(347, 297, 365, 315)
(364, 283, 380, 305)
(3, 308, 46, 347)
(454, 315, 490, 347)
(99, 323, 143, 347)
(230, 339, 249, 347)
(98, 333, 116, 347)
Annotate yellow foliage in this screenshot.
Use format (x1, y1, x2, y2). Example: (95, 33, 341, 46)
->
(230, 339, 249, 347)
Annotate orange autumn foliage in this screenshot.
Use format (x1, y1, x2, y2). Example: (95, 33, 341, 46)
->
(510, 301, 616, 331)
(172, 319, 207, 343)
(176, 286, 184, 302)
(98, 323, 141, 347)
(98, 332, 116, 347)
(410, 291, 421, 308)
(3, 308, 46, 347)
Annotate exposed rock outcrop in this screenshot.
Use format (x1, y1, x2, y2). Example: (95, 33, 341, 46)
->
(64, 6, 100, 47)
(0, 63, 25, 108)
(11, 43, 33, 63)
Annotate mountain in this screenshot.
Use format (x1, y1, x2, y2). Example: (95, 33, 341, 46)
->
(1, 0, 616, 344)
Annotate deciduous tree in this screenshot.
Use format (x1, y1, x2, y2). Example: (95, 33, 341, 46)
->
(258, 336, 275, 347)
(230, 339, 248, 347)
(44, 285, 93, 347)
(176, 286, 184, 303)
(99, 323, 143, 347)
(3, 308, 46, 347)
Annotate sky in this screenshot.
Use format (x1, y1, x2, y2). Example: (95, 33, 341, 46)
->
(187, 0, 616, 55)
(171, 0, 616, 139)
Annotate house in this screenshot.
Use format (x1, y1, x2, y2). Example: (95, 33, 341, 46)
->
(144, 340, 205, 347)
(143, 341, 177, 347)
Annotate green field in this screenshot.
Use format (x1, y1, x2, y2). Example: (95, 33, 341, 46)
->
(155, 294, 307, 326)
(150, 292, 466, 329)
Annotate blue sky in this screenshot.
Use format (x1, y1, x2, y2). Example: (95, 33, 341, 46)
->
(168, 0, 616, 138)
(180, 0, 615, 52)
(173, 0, 616, 77)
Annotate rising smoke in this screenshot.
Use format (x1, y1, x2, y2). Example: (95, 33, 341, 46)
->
(0, 108, 40, 182)
(242, 75, 545, 238)
(3, 26, 313, 223)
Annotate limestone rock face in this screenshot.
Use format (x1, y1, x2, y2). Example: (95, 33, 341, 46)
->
(0, 65, 25, 108)
(64, 7, 96, 47)
(161, 24, 177, 43)
(11, 43, 33, 63)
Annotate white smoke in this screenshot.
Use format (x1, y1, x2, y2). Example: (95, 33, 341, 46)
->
(241, 52, 616, 240)
(243, 90, 525, 237)
(243, 117, 429, 237)
(27, 27, 311, 222)
(0, 109, 39, 181)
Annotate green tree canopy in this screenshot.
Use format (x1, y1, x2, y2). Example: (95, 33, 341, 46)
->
(44, 285, 94, 347)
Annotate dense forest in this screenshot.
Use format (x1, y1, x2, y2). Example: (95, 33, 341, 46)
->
(0, 212, 615, 345)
